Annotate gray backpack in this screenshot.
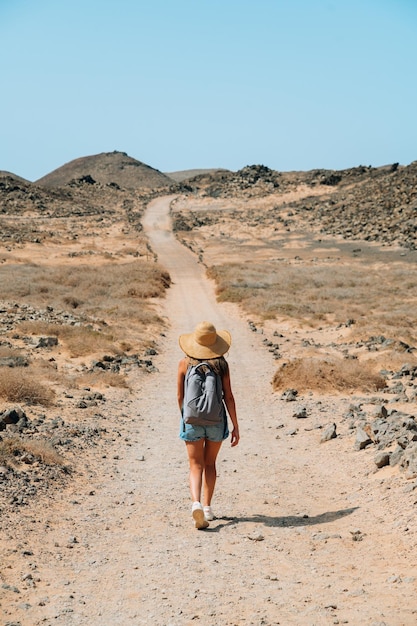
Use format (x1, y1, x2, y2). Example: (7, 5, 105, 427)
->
(183, 362, 224, 426)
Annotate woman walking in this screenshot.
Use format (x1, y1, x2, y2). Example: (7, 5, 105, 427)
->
(177, 321, 240, 529)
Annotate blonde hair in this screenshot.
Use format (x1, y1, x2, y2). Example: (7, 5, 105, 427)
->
(186, 355, 229, 377)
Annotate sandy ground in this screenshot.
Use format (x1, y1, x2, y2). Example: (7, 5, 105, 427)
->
(1, 196, 417, 626)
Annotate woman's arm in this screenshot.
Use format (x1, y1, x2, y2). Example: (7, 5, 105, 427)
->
(222, 368, 240, 447)
(177, 358, 187, 411)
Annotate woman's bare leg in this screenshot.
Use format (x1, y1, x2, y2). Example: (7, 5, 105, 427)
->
(202, 440, 223, 506)
(185, 440, 205, 502)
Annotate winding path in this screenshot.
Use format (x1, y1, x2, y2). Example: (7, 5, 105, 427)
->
(13, 196, 416, 626)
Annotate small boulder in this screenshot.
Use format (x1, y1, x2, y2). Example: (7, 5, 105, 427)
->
(374, 451, 390, 468)
(0, 407, 28, 431)
(354, 427, 373, 450)
(320, 423, 337, 443)
(281, 389, 298, 402)
(400, 442, 417, 479)
(36, 336, 58, 348)
(389, 445, 404, 466)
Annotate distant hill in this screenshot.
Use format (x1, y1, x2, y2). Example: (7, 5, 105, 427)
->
(176, 161, 417, 250)
(0, 163, 152, 246)
(180, 162, 416, 199)
(166, 168, 229, 183)
(0, 171, 31, 184)
(36, 151, 172, 189)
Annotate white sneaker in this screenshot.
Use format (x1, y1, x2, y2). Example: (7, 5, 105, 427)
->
(203, 506, 215, 521)
(192, 502, 209, 529)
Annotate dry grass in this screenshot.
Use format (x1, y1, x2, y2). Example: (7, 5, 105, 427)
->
(363, 351, 417, 372)
(76, 371, 130, 389)
(207, 261, 417, 346)
(272, 357, 387, 393)
(0, 346, 22, 358)
(0, 261, 170, 322)
(0, 259, 169, 359)
(16, 321, 119, 358)
(0, 436, 65, 467)
(0, 368, 54, 405)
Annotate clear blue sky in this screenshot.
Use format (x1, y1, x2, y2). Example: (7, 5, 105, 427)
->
(1, 0, 416, 181)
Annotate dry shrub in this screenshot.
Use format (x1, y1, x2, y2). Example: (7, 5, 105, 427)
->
(0, 346, 23, 358)
(16, 317, 159, 358)
(348, 314, 417, 346)
(0, 436, 64, 467)
(361, 351, 417, 374)
(16, 321, 118, 358)
(33, 358, 62, 381)
(14, 320, 53, 336)
(207, 261, 417, 345)
(59, 327, 117, 358)
(272, 357, 387, 393)
(119, 340, 133, 352)
(0, 261, 170, 321)
(0, 368, 54, 405)
(116, 302, 162, 327)
(0, 262, 169, 358)
(63, 295, 83, 309)
(77, 371, 130, 389)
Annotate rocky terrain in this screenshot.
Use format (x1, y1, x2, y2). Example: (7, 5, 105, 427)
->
(0, 152, 174, 535)
(0, 172, 149, 248)
(170, 160, 417, 486)
(4, 153, 417, 250)
(174, 161, 417, 250)
(1, 152, 417, 625)
(1, 152, 417, 483)
(1, 153, 417, 508)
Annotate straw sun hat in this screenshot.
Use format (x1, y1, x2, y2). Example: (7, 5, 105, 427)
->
(179, 321, 231, 359)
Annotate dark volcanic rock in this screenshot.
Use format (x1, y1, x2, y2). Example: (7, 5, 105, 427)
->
(177, 160, 417, 250)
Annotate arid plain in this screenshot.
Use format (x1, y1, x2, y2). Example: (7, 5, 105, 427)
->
(1, 152, 417, 625)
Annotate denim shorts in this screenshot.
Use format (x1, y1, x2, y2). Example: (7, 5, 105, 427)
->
(179, 415, 229, 442)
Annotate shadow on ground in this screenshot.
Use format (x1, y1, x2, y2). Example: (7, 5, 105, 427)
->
(209, 507, 359, 532)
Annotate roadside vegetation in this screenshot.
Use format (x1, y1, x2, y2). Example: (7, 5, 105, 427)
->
(0, 259, 170, 469)
(0, 260, 170, 355)
(0, 367, 55, 405)
(0, 171, 174, 475)
(207, 258, 417, 392)
(0, 436, 65, 469)
(207, 261, 417, 345)
(0, 261, 170, 320)
(272, 356, 387, 394)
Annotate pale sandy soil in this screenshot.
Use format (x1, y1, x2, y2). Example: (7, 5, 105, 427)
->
(1, 197, 417, 626)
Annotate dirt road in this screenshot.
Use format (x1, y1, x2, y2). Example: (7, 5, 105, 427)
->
(2, 196, 417, 626)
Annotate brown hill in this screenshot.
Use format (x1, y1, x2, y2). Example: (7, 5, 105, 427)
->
(35, 151, 172, 190)
(0, 171, 31, 184)
(290, 161, 417, 249)
(0, 172, 151, 247)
